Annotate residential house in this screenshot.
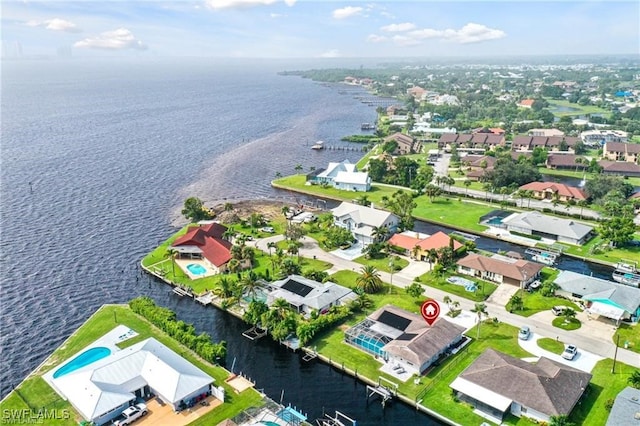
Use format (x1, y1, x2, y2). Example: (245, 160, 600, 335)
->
(456, 253, 542, 288)
(331, 202, 399, 246)
(501, 211, 593, 245)
(460, 155, 498, 170)
(170, 223, 237, 275)
(581, 130, 628, 146)
(554, 271, 640, 323)
(511, 135, 580, 153)
(517, 99, 535, 109)
(450, 349, 591, 423)
(47, 337, 216, 425)
(437, 133, 505, 153)
(602, 142, 640, 163)
(407, 86, 426, 99)
(605, 387, 640, 426)
(599, 160, 640, 177)
(308, 160, 371, 192)
(385, 132, 421, 155)
(345, 305, 465, 376)
(518, 182, 587, 202)
(387, 231, 463, 260)
(528, 128, 565, 137)
(472, 127, 505, 136)
(266, 275, 357, 317)
(546, 154, 588, 171)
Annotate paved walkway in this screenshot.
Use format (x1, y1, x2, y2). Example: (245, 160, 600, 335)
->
(518, 332, 603, 373)
(254, 235, 640, 368)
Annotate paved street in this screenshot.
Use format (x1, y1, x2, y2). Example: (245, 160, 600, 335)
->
(256, 235, 640, 369)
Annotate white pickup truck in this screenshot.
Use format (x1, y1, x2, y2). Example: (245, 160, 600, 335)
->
(113, 403, 148, 425)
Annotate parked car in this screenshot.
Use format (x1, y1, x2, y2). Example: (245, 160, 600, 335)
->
(113, 403, 148, 426)
(562, 344, 578, 360)
(552, 306, 568, 316)
(518, 326, 531, 340)
(260, 226, 275, 233)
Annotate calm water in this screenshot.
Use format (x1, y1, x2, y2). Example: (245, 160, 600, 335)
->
(0, 58, 440, 424)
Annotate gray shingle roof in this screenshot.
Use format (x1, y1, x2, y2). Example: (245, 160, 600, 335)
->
(458, 349, 591, 417)
(268, 275, 356, 310)
(501, 211, 593, 241)
(605, 387, 640, 426)
(554, 271, 640, 314)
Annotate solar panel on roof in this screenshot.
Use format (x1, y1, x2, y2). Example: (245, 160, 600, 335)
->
(396, 333, 417, 341)
(377, 310, 412, 331)
(281, 279, 314, 297)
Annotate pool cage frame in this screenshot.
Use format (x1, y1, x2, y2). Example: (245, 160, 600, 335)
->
(344, 319, 392, 360)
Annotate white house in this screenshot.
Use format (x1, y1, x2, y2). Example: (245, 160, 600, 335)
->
(266, 275, 357, 317)
(331, 202, 399, 246)
(46, 337, 215, 425)
(309, 160, 371, 192)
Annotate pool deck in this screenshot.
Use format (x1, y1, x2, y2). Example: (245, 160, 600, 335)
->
(175, 258, 218, 280)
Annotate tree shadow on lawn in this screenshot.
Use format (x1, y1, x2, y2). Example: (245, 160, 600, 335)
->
(570, 383, 603, 424)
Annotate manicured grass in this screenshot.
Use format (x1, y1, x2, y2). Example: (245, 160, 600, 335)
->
(560, 235, 640, 266)
(552, 317, 582, 330)
(412, 198, 492, 232)
(353, 255, 409, 273)
(515, 291, 582, 317)
(453, 179, 485, 192)
(0, 305, 264, 426)
(418, 271, 497, 302)
(569, 358, 638, 425)
(537, 337, 565, 355)
(356, 144, 382, 169)
(545, 98, 610, 117)
(539, 167, 640, 187)
(613, 323, 640, 354)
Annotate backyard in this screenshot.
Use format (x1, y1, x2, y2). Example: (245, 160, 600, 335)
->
(418, 270, 497, 302)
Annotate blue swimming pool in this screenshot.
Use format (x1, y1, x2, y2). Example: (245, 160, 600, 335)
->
(53, 347, 111, 378)
(485, 216, 504, 225)
(260, 422, 280, 426)
(242, 288, 268, 303)
(352, 334, 386, 357)
(187, 263, 207, 275)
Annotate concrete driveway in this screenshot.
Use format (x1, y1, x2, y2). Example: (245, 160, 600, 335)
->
(518, 332, 603, 372)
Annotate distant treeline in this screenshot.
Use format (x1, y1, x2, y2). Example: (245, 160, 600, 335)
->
(341, 135, 381, 143)
(129, 296, 227, 364)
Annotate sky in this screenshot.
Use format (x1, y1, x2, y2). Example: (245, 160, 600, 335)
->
(2, 0, 639, 58)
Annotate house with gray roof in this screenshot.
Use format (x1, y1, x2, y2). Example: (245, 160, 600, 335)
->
(450, 349, 592, 423)
(554, 270, 640, 323)
(605, 387, 640, 426)
(331, 201, 399, 246)
(345, 305, 465, 376)
(501, 211, 593, 245)
(266, 275, 357, 317)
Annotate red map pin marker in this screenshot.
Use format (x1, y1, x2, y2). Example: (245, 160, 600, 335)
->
(421, 300, 440, 326)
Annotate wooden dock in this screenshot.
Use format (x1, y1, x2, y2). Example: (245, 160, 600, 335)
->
(172, 286, 192, 297)
(195, 291, 214, 305)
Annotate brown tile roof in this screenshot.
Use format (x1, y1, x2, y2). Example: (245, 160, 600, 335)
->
(460, 155, 498, 168)
(458, 349, 591, 417)
(457, 134, 473, 143)
(485, 134, 506, 145)
(512, 135, 532, 148)
(546, 136, 579, 147)
(386, 132, 414, 146)
(471, 133, 488, 144)
(467, 169, 491, 178)
(599, 161, 640, 174)
(438, 133, 458, 143)
(511, 151, 532, 161)
(456, 253, 543, 282)
(531, 136, 548, 147)
(605, 142, 640, 154)
(546, 154, 587, 168)
(519, 182, 587, 200)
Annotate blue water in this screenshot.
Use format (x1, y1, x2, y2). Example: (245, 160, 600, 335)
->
(53, 347, 111, 378)
(485, 217, 504, 225)
(187, 264, 207, 275)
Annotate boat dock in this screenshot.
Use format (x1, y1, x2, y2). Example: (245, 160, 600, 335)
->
(195, 291, 214, 305)
(172, 286, 192, 297)
(316, 410, 357, 426)
(242, 326, 268, 340)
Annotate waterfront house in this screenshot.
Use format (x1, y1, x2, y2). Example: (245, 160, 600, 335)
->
(384, 132, 421, 155)
(48, 337, 216, 425)
(345, 305, 465, 376)
(308, 160, 371, 192)
(501, 211, 593, 245)
(170, 222, 238, 275)
(605, 387, 640, 426)
(518, 182, 587, 202)
(554, 270, 640, 323)
(456, 253, 542, 288)
(266, 275, 357, 317)
(602, 142, 640, 163)
(450, 349, 591, 423)
(331, 202, 399, 246)
(599, 160, 640, 177)
(546, 154, 588, 170)
(387, 231, 463, 260)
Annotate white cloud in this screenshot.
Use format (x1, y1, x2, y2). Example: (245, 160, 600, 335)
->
(380, 22, 415, 32)
(447, 23, 506, 44)
(332, 6, 363, 20)
(366, 34, 387, 43)
(74, 28, 147, 50)
(26, 18, 81, 33)
(372, 22, 505, 46)
(206, 0, 296, 10)
(319, 49, 341, 58)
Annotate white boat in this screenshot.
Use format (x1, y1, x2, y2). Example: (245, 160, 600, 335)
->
(531, 252, 557, 265)
(612, 270, 640, 287)
(614, 262, 638, 274)
(311, 141, 325, 150)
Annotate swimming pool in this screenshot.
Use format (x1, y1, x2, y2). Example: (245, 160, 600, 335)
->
(485, 216, 504, 226)
(352, 334, 386, 357)
(187, 263, 207, 275)
(242, 288, 268, 303)
(260, 422, 280, 426)
(53, 347, 111, 378)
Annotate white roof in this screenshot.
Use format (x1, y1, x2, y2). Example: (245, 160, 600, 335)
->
(502, 211, 593, 241)
(317, 160, 357, 179)
(331, 202, 397, 228)
(450, 377, 512, 412)
(334, 171, 370, 186)
(267, 275, 356, 311)
(52, 338, 213, 421)
(587, 301, 625, 320)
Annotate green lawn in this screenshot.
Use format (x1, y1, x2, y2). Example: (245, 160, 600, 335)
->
(613, 323, 640, 354)
(453, 179, 486, 192)
(412, 198, 492, 232)
(539, 167, 640, 187)
(560, 236, 640, 266)
(515, 291, 582, 317)
(552, 317, 582, 331)
(353, 255, 409, 273)
(0, 305, 263, 426)
(418, 271, 497, 302)
(537, 337, 565, 354)
(570, 358, 638, 425)
(545, 98, 610, 117)
(356, 144, 382, 169)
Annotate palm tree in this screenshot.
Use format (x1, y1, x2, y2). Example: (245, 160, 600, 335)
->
(427, 249, 438, 268)
(356, 194, 371, 207)
(627, 370, 640, 389)
(500, 187, 510, 203)
(526, 190, 534, 208)
(286, 241, 300, 260)
(281, 205, 290, 218)
(294, 164, 303, 173)
(240, 272, 261, 301)
(371, 225, 389, 242)
(563, 307, 577, 323)
(411, 244, 421, 260)
(223, 202, 234, 212)
(266, 241, 277, 257)
(443, 295, 452, 310)
(222, 227, 236, 242)
(463, 179, 472, 196)
(471, 302, 488, 340)
(424, 184, 441, 202)
(508, 293, 524, 312)
(515, 189, 527, 208)
(356, 265, 383, 294)
(577, 199, 588, 219)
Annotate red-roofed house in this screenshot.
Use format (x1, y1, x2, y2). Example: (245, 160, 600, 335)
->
(519, 182, 587, 203)
(388, 231, 463, 261)
(517, 99, 535, 109)
(170, 223, 241, 276)
(456, 253, 543, 288)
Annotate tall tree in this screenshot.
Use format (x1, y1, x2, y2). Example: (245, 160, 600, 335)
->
(356, 265, 383, 294)
(599, 215, 636, 247)
(383, 190, 417, 231)
(181, 197, 214, 222)
(471, 302, 488, 340)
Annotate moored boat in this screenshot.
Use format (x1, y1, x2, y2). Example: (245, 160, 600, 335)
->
(311, 140, 324, 150)
(612, 269, 640, 287)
